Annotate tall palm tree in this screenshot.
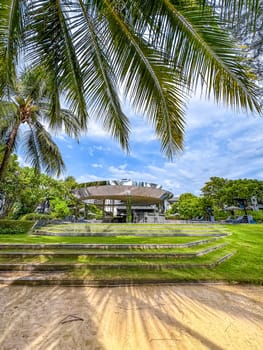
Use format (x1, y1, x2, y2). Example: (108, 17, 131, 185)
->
(0, 66, 81, 181)
(0, 1, 261, 160)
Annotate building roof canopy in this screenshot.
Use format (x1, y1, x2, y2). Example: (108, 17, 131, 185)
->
(73, 185, 172, 205)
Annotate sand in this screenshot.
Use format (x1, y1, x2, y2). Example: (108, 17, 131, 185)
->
(0, 284, 262, 350)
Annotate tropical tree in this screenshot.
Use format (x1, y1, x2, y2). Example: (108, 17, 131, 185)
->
(0, 154, 21, 217)
(0, 66, 81, 181)
(201, 177, 263, 208)
(0, 0, 262, 160)
(173, 193, 204, 220)
(201, 177, 228, 208)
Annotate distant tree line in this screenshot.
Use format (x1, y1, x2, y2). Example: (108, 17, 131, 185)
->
(1, 158, 263, 223)
(0, 154, 102, 220)
(167, 177, 263, 221)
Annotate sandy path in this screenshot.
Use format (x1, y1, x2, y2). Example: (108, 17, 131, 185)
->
(0, 284, 262, 350)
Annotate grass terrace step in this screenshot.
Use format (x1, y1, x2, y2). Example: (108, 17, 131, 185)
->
(0, 252, 235, 272)
(0, 245, 232, 267)
(0, 237, 226, 250)
(36, 223, 230, 233)
(0, 236, 227, 251)
(0, 243, 228, 259)
(34, 230, 230, 237)
(0, 235, 228, 245)
(0, 224, 261, 285)
(33, 223, 231, 238)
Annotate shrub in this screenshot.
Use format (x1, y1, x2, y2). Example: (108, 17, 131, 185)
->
(20, 213, 52, 221)
(0, 220, 34, 234)
(250, 210, 263, 223)
(50, 198, 70, 219)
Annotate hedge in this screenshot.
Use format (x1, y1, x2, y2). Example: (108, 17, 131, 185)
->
(20, 213, 52, 221)
(0, 220, 34, 234)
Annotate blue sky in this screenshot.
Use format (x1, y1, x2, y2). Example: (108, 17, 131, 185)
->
(47, 93, 263, 196)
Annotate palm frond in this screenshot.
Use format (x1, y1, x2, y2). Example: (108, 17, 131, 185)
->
(3, 0, 259, 161)
(205, 0, 260, 31)
(19, 66, 48, 100)
(0, 101, 19, 149)
(40, 107, 82, 139)
(22, 127, 41, 172)
(0, 0, 25, 91)
(94, 0, 187, 157)
(0, 101, 17, 123)
(127, 0, 261, 114)
(73, 0, 130, 150)
(25, 0, 88, 127)
(23, 121, 65, 176)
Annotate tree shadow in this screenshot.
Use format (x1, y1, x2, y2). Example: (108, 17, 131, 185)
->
(0, 282, 106, 349)
(0, 281, 262, 350)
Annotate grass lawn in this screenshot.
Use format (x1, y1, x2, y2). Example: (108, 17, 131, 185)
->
(0, 234, 217, 245)
(0, 224, 262, 284)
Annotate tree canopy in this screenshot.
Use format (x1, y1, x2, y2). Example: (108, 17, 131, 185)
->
(0, 66, 82, 181)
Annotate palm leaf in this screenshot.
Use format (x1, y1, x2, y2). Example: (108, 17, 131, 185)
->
(125, 0, 261, 113)
(73, 0, 130, 151)
(205, 0, 260, 31)
(23, 121, 65, 176)
(25, 0, 88, 127)
(93, 0, 187, 157)
(0, 0, 24, 91)
(0, 101, 19, 149)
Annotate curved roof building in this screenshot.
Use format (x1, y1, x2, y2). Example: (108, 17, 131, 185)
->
(73, 179, 172, 205)
(73, 179, 173, 223)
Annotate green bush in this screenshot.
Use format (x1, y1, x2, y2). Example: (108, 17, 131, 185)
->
(50, 198, 70, 219)
(250, 210, 263, 223)
(0, 220, 34, 234)
(214, 210, 230, 221)
(20, 213, 51, 221)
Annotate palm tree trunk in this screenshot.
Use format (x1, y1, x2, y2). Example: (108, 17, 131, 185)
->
(0, 120, 20, 182)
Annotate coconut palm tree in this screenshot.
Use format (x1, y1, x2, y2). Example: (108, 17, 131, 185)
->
(0, 1, 261, 159)
(0, 66, 81, 181)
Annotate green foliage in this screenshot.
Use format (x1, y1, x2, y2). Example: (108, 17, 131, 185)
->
(168, 177, 263, 221)
(50, 198, 70, 219)
(213, 209, 230, 221)
(0, 220, 33, 234)
(0, 64, 84, 182)
(174, 193, 204, 220)
(20, 213, 51, 221)
(201, 177, 228, 208)
(202, 177, 263, 208)
(250, 210, 263, 223)
(0, 154, 21, 217)
(78, 181, 108, 188)
(85, 204, 103, 220)
(0, 160, 81, 219)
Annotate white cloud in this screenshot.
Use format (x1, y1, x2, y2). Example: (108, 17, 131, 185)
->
(76, 174, 104, 183)
(91, 163, 103, 168)
(108, 165, 157, 182)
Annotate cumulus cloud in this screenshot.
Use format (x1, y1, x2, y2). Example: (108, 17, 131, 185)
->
(91, 163, 103, 168)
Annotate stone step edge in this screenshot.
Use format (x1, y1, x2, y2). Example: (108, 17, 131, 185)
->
(0, 243, 228, 260)
(0, 249, 233, 272)
(0, 253, 236, 287)
(33, 231, 230, 237)
(0, 236, 230, 250)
